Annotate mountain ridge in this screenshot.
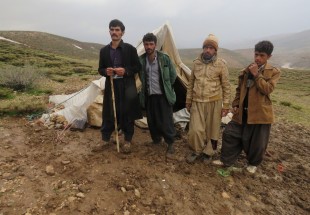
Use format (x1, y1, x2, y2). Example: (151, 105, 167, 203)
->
(0, 31, 103, 60)
(1, 30, 309, 69)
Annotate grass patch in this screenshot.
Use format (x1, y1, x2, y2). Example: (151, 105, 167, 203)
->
(0, 87, 15, 99)
(0, 94, 47, 116)
(292, 105, 302, 111)
(280, 101, 291, 107)
(80, 77, 89, 81)
(51, 77, 65, 83)
(26, 88, 53, 96)
(71, 67, 90, 74)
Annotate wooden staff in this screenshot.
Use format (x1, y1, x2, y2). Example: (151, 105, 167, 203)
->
(110, 76, 120, 152)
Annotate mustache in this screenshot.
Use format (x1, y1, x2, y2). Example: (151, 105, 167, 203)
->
(146, 48, 153, 52)
(112, 34, 117, 37)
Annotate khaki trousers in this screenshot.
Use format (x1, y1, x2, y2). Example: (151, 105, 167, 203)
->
(188, 100, 222, 156)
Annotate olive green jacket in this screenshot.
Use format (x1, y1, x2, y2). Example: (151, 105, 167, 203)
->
(138, 51, 177, 108)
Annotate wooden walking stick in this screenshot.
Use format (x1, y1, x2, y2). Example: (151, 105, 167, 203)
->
(110, 76, 120, 152)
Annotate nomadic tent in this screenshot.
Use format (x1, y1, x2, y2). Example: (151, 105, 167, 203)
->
(45, 23, 191, 128)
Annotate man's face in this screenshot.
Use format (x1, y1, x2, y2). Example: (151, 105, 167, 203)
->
(143, 41, 156, 55)
(203, 45, 216, 58)
(109, 26, 124, 41)
(254, 51, 271, 66)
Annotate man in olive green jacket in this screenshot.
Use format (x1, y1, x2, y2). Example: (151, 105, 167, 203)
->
(186, 34, 231, 163)
(213, 41, 281, 174)
(138, 33, 177, 156)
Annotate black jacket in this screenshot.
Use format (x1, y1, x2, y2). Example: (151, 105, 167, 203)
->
(98, 40, 142, 121)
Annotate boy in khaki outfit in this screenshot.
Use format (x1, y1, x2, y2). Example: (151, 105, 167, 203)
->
(186, 34, 231, 163)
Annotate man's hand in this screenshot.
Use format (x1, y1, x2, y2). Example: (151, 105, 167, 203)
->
(106, 67, 114, 76)
(114, 67, 126, 76)
(232, 106, 239, 115)
(221, 108, 229, 117)
(186, 103, 191, 113)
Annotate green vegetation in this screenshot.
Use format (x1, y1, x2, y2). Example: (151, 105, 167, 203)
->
(0, 87, 14, 99)
(0, 64, 44, 91)
(0, 39, 99, 116)
(0, 94, 47, 116)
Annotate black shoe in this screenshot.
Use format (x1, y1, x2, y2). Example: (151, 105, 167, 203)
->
(166, 144, 175, 154)
(186, 153, 200, 164)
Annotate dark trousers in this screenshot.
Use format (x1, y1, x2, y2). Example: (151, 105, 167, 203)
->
(220, 121, 271, 166)
(146, 95, 175, 144)
(101, 79, 134, 142)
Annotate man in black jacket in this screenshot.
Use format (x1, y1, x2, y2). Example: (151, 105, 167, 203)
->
(94, 19, 142, 153)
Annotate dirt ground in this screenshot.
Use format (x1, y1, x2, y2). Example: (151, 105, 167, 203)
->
(0, 116, 309, 215)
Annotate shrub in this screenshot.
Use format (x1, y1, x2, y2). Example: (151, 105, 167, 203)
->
(280, 101, 291, 107)
(72, 67, 89, 74)
(292, 105, 302, 111)
(0, 65, 44, 91)
(0, 87, 15, 99)
(52, 77, 65, 83)
(27, 88, 53, 96)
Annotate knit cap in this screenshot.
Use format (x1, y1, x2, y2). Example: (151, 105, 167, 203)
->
(203, 34, 219, 51)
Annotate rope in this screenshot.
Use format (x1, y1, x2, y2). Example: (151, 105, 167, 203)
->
(26, 85, 90, 121)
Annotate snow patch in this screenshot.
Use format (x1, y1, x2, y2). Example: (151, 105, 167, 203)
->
(0, 36, 21, 44)
(73, 44, 82, 49)
(281, 63, 293, 69)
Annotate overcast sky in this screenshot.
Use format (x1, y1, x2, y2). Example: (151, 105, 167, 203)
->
(1, 0, 309, 49)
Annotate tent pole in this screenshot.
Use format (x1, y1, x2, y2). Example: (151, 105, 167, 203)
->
(110, 76, 119, 152)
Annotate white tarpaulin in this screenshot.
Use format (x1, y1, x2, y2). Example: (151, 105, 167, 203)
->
(48, 77, 105, 125)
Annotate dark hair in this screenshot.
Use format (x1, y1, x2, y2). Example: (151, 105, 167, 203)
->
(142, 33, 157, 44)
(109, 19, 125, 31)
(255, 40, 274, 55)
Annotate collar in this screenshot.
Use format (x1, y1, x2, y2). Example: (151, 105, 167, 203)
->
(147, 50, 157, 62)
(200, 53, 217, 65)
(109, 40, 124, 49)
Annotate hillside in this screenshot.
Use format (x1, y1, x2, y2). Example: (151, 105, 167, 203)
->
(0, 31, 103, 60)
(179, 48, 249, 69)
(232, 29, 310, 69)
(234, 47, 310, 69)
(2, 30, 309, 69)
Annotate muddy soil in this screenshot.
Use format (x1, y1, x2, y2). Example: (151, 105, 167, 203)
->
(0, 117, 309, 215)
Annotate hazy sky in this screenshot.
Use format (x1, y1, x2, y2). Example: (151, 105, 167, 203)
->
(1, 0, 309, 49)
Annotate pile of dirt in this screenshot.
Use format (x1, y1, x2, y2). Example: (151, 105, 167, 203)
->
(0, 117, 309, 215)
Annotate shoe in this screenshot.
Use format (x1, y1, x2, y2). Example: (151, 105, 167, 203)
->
(166, 144, 175, 154)
(246, 165, 257, 174)
(122, 141, 131, 154)
(186, 153, 200, 164)
(201, 153, 212, 162)
(212, 160, 224, 166)
(91, 141, 110, 152)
